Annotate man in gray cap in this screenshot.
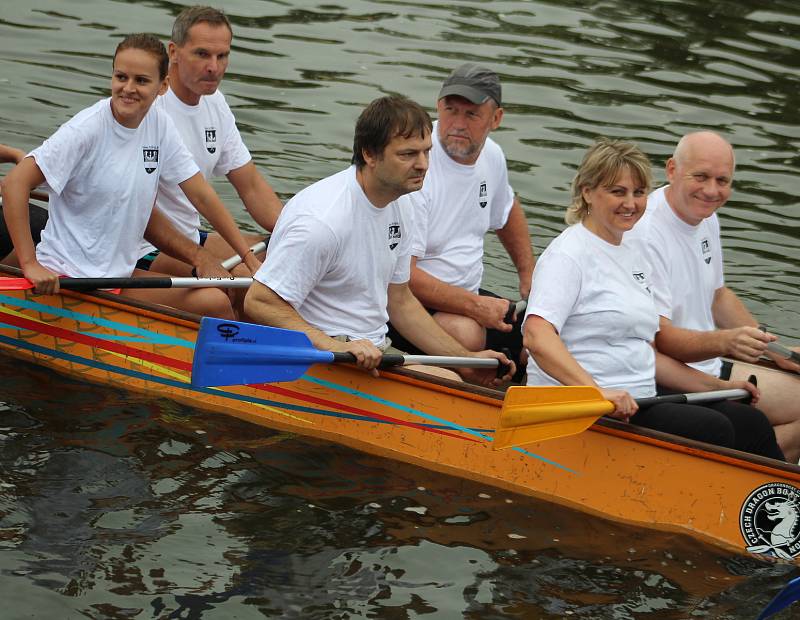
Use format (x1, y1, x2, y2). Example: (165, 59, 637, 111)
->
(387, 63, 535, 381)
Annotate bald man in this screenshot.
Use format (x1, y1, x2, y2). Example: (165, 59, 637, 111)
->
(628, 131, 800, 461)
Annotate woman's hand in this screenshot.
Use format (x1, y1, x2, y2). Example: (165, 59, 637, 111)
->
(22, 260, 60, 295)
(600, 389, 638, 422)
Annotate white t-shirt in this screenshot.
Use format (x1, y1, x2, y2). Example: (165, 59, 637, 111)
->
(409, 121, 515, 293)
(524, 223, 659, 398)
(253, 166, 413, 346)
(140, 88, 252, 253)
(32, 98, 199, 278)
(627, 186, 725, 377)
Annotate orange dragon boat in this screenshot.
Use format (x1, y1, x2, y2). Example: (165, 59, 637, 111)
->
(0, 268, 799, 561)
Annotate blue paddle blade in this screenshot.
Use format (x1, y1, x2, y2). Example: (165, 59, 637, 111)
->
(758, 576, 800, 620)
(191, 317, 334, 387)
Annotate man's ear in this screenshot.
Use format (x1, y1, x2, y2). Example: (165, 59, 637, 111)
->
(362, 148, 377, 168)
(665, 157, 676, 182)
(491, 106, 504, 131)
(167, 41, 177, 64)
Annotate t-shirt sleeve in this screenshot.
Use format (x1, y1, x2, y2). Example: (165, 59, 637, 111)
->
(524, 251, 581, 333)
(488, 148, 515, 230)
(159, 113, 200, 186)
(29, 123, 90, 196)
(213, 94, 252, 176)
(635, 230, 673, 320)
(253, 218, 336, 309)
(408, 189, 430, 258)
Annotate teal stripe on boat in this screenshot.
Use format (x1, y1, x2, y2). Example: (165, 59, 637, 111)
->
(301, 375, 576, 474)
(0, 294, 194, 348)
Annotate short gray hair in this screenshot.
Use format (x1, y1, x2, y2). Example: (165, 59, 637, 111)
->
(171, 6, 231, 45)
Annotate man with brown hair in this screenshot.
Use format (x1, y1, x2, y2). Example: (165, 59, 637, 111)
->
(244, 95, 512, 386)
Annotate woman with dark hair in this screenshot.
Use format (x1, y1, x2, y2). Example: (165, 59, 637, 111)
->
(522, 138, 784, 460)
(0, 34, 259, 317)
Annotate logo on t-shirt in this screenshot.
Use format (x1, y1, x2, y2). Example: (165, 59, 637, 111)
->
(479, 181, 488, 208)
(143, 147, 159, 174)
(205, 127, 217, 154)
(701, 237, 712, 264)
(632, 270, 651, 294)
(388, 222, 401, 250)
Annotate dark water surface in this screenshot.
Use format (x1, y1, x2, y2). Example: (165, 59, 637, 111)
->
(0, 355, 798, 619)
(1, 0, 800, 617)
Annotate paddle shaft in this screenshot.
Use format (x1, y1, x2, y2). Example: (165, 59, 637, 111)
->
(220, 240, 267, 271)
(9, 276, 254, 291)
(330, 352, 500, 369)
(767, 341, 800, 364)
(635, 388, 750, 409)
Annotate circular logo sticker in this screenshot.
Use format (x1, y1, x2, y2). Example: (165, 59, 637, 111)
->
(740, 482, 800, 559)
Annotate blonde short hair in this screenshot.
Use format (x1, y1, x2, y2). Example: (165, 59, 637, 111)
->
(566, 139, 653, 225)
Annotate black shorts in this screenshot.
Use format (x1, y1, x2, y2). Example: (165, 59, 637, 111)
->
(0, 203, 49, 258)
(136, 230, 209, 271)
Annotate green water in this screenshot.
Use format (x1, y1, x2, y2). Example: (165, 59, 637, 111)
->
(1, 0, 800, 617)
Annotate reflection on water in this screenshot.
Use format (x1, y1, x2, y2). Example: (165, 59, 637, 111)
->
(0, 357, 798, 618)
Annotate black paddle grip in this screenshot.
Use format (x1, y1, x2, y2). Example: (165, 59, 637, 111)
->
(503, 300, 516, 325)
(331, 352, 405, 368)
(744, 374, 757, 405)
(59, 277, 172, 291)
(497, 347, 513, 379)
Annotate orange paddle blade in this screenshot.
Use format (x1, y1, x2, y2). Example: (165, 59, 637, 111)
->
(493, 385, 614, 450)
(0, 277, 34, 290)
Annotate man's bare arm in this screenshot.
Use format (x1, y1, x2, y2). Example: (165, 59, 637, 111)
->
(495, 196, 535, 299)
(227, 161, 283, 232)
(144, 207, 231, 279)
(655, 286, 770, 363)
(243, 281, 383, 370)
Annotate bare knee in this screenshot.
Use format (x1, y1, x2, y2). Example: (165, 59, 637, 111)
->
(433, 313, 485, 351)
(192, 289, 235, 320)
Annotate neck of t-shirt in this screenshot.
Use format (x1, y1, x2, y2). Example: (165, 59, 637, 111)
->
(107, 99, 139, 138)
(663, 185, 704, 234)
(352, 166, 396, 212)
(166, 86, 202, 114)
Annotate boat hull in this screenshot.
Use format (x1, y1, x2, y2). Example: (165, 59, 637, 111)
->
(1, 284, 799, 560)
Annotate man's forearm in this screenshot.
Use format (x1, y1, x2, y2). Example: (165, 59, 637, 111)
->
(181, 174, 253, 261)
(712, 286, 758, 329)
(144, 208, 204, 266)
(654, 349, 723, 392)
(495, 197, 535, 295)
(244, 282, 339, 351)
(408, 261, 480, 315)
(654, 319, 728, 363)
(229, 162, 283, 232)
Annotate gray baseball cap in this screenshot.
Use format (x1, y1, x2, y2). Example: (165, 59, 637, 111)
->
(437, 63, 502, 107)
